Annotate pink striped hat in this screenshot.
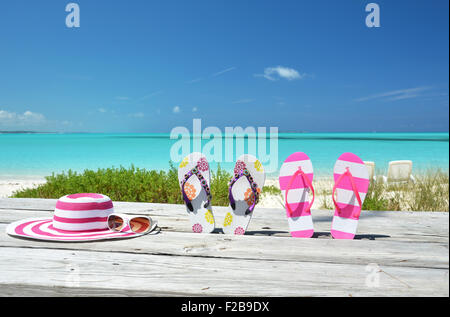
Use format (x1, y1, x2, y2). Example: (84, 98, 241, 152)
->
(6, 193, 142, 242)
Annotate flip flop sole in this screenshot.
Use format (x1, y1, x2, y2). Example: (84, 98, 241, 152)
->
(279, 152, 314, 238)
(178, 152, 215, 233)
(223, 154, 266, 235)
(331, 152, 370, 239)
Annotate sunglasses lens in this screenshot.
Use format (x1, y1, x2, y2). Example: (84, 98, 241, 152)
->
(108, 215, 124, 231)
(130, 217, 151, 233)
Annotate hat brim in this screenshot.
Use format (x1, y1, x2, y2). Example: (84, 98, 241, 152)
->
(6, 217, 143, 242)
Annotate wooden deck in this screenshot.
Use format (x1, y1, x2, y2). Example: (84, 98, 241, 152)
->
(0, 198, 448, 297)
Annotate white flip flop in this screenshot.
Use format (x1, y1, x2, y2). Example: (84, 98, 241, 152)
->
(222, 154, 266, 235)
(178, 152, 215, 233)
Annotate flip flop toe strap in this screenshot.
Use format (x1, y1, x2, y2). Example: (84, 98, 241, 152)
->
(181, 166, 212, 212)
(332, 167, 363, 218)
(228, 168, 260, 215)
(285, 166, 315, 216)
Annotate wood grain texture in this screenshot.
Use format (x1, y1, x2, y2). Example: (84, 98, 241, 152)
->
(0, 198, 448, 296)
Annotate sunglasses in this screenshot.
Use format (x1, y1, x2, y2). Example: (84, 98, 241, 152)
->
(107, 213, 157, 234)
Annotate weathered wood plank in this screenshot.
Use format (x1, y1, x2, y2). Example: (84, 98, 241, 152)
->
(1, 198, 448, 243)
(0, 224, 447, 269)
(0, 198, 176, 212)
(0, 198, 448, 297)
(0, 247, 447, 297)
(0, 284, 179, 297)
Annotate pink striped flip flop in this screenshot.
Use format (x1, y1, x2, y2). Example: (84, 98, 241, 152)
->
(279, 152, 315, 238)
(331, 152, 370, 239)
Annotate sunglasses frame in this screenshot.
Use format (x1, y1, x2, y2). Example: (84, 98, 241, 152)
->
(107, 213, 158, 234)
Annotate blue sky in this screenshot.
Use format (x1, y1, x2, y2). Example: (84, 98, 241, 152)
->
(0, 0, 448, 133)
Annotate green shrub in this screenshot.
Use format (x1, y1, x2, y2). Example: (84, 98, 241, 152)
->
(388, 169, 449, 212)
(362, 178, 391, 211)
(13, 164, 183, 204)
(261, 185, 281, 196)
(210, 165, 233, 206)
(13, 165, 448, 211)
(361, 169, 448, 212)
(12, 163, 272, 206)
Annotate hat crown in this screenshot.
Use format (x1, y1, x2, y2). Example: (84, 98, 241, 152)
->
(53, 193, 114, 231)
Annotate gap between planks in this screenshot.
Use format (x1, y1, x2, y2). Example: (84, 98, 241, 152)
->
(0, 246, 448, 297)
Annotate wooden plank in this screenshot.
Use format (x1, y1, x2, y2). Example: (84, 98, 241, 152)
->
(0, 224, 448, 269)
(1, 199, 448, 243)
(0, 284, 176, 297)
(0, 198, 175, 212)
(0, 247, 447, 297)
(0, 198, 448, 296)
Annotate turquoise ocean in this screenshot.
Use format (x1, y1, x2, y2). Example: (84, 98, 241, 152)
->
(0, 133, 448, 179)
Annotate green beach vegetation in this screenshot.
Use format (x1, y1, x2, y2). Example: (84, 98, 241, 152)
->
(12, 164, 228, 206)
(362, 169, 449, 212)
(12, 165, 449, 212)
(11, 164, 244, 206)
(319, 169, 449, 212)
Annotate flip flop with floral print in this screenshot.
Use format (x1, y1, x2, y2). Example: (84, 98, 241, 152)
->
(223, 154, 266, 235)
(178, 152, 215, 233)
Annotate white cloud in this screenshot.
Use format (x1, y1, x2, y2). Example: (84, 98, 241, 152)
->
(0, 110, 82, 132)
(139, 91, 163, 101)
(213, 67, 236, 77)
(173, 106, 181, 114)
(98, 108, 107, 113)
(0, 110, 15, 120)
(232, 98, 254, 104)
(0, 110, 45, 123)
(115, 96, 130, 101)
(186, 78, 202, 84)
(257, 66, 304, 81)
(355, 86, 431, 102)
(0, 110, 46, 129)
(22, 111, 45, 121)
(128, 112, 145, 118)
(192, 107, 198, 112)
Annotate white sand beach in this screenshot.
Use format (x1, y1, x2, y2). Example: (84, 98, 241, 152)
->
(0, 179, 47, 198)
(260, 175, 449, 212)
(259, 177, 334, 210)
(1, 174, 448, 212)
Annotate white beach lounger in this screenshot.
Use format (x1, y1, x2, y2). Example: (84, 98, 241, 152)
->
(382, 160, 416, 184)
(363, 161, 376, 181)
